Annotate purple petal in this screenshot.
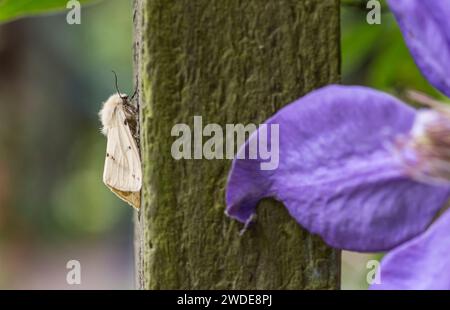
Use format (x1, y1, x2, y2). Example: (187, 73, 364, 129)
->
(226, 85, 450, 251)
(371, 209, 450, 290)
(388, 0, 450, 97)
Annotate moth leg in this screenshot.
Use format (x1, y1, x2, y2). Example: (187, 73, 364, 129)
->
(123, 102, 141, 150)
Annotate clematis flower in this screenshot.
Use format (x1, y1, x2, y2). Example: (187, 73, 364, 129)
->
(225, 0, 450, 289)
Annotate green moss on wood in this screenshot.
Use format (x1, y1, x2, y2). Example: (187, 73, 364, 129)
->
(134, 0, 341, 289)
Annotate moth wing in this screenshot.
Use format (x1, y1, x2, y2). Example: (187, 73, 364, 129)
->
(103, 106, 142, 193)
(109, 187, 140, 210)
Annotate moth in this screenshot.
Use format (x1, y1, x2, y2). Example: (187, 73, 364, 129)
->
(99, 72, 141, 209)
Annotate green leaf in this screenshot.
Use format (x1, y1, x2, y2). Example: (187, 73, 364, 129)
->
(0, 0, 99, 23)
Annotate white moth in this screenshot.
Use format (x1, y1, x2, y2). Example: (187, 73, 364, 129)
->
(99, 73, 141, 209)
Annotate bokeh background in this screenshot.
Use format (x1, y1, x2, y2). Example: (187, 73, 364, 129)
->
(0, 0, 134, 289)
(340, 0, 446, 289)
(0, 0, 438, 289)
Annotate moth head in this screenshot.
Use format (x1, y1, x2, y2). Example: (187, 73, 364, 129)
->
(112, 70, 137, 103)
(99, 93, 128, 135)
(99, 71, 138, 135)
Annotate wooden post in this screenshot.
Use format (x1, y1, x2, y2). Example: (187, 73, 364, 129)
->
(133, 0, 341, 289)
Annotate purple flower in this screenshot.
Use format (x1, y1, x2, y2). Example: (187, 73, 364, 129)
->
(225, 0, 450, 289)
(371, 207, 450, 289)
(389, 0, 450, 97)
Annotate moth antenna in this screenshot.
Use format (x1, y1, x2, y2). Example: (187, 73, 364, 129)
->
(130, 81, 138, 101)
(112, 70, 125, 100)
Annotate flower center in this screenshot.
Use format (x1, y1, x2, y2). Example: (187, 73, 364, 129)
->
(396, 91, 450, 184)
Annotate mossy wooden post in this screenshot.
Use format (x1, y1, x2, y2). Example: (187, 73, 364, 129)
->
(133, 0, 341, 289)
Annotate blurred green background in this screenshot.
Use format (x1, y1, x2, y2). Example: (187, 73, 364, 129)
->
(340, 0, 447, 289)
(0, 0, 134, 289)
(0, 0, 439, 289)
